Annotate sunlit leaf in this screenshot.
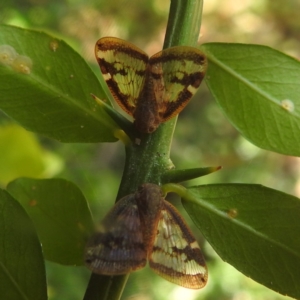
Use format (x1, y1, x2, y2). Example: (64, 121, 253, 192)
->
(202, 43, 300, 156)
(7, 178, 94, 265)
(0, 189, 47, 300)
(0, 24, 120, 143)
(182, 184, 300, 299)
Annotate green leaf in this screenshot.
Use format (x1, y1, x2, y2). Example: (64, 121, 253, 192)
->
(7, 178, 94, 265)
(202, 43, 300, 156)
(0, 189, 47, 300)
(0, 24, 120, 143)
(182, 184, 300, 299)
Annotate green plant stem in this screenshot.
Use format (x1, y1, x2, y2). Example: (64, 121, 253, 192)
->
(164, 0, 203, 48)
(162, 166, 221, 184)
(83, 0, 204, 299)
(83, 274, 127, 300)
(117, 0, 204, 197)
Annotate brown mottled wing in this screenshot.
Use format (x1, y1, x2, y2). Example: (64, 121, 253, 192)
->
(85, 194, 147, 275)
(149, 46, 207, 121)
(95, 37, 149, 116)
(149, 200, 208, 289)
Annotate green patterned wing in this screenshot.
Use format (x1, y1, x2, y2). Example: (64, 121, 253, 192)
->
(149, 46, 207, 121)
(95, 37, 149, 116)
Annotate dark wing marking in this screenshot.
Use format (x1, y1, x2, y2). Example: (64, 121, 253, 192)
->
(149, 200, 208, 289)
(149, 46, 207, 121)
(95, 37, 149, 116)
(135, 183, 164, 250)
(85, 194, 147, 275)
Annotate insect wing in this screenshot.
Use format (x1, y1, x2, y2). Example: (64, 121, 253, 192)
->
(149, 46, 207, 121)
(85, 194, 147, 275)
(95, 37, 149, 115)
(149, 200, 208, 289)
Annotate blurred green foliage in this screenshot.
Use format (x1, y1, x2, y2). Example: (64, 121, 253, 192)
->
(0, 0, 299, 299)
(0, 124, 63, 185)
